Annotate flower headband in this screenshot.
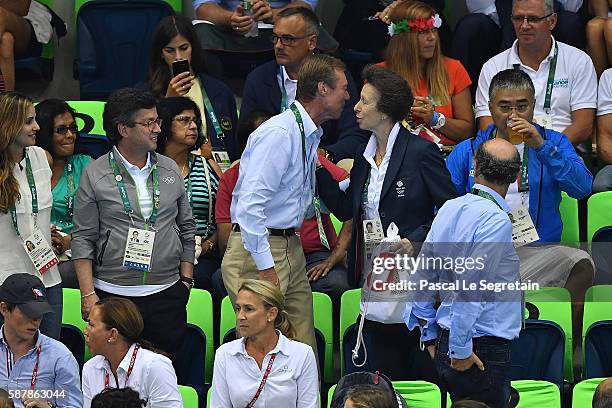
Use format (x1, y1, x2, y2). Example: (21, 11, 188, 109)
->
(388, 14, 442, 36)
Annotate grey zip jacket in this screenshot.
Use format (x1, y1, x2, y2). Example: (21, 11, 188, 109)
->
(71, 149, 196, 286)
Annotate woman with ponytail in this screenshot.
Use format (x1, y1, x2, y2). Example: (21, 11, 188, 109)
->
(211, 279, 319, 407)
(81, 297, 182, 408)
(0, 91, 64, 339)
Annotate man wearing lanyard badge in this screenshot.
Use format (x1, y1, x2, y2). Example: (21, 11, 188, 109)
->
(0, 274, 82, 408)
(72, 88, 196, 360)
(223, 54, 349, 359)
(474, 0, 597, 147)
(447, 69, 593, 348)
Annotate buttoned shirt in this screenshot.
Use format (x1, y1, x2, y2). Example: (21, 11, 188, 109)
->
(475, 37, 597, 133)
(231, 101, 323, 269)
(82, 343, 182, 408)
(405, 184, 522, 359)
(114, 147, 153, 219)
(210, 331, 318, 407)
(277, 65, 298, 110)
(0, 327, 82, 408)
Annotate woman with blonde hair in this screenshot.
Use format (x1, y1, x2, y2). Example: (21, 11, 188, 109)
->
(211, 279, 319, 407)
(383, 1, 474, 145)
(0, 91, 63, 339)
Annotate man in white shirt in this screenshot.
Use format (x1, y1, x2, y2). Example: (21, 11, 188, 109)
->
(222, 54, 349, 358)
(473, 0, 596, 146)
(594, 68, 612, 192)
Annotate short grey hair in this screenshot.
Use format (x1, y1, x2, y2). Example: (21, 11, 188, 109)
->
(512, 0, 554, 15)
(475, 141, 521, 185)
(488, 69, 536, 101)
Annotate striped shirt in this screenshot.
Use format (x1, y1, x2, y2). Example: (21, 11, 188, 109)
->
(187, 154, 219, 237)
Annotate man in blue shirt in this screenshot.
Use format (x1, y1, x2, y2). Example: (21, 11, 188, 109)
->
(406, 138, 522, 407)
(0, 274, 82, 408)
(222, 54, 349, 359)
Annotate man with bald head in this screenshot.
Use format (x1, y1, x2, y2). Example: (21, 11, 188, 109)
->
(406, 137, 523, 407)
(593, 378, 612, 408)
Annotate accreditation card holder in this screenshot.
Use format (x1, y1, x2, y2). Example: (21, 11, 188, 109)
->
(533, 114, 553, 130)
(123, 227, 156, 271)
(23, 228, 59, 274)
(509, 207, 540, 248)
(361, 219, 384, 278)
(212, 149, 231, 173)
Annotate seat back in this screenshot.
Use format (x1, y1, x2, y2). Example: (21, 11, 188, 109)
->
(584, 321, 612, 379)
(61, 288, 91, 361)
(339, 289, 361, 376)
(313, 292, 334, 383)
(572, 378, 606, 407)
(592, 227, 612, 285)
(186, 289, 214, 383)
(510, 320, 565, 388)
(178, 385, 199, 408)
(76, 0, 173, 100)
(559, 192, 579, 245)
(511, 380, 561, 408)
(67, 100, 112, 158)
(75, 0, 180, 16)
(60, 324, 85, 372)
(175, 324, 206, 397)
(392, 381, 441, 408)
(524, 287, 573, 382)
(220, 295, 236, 345)
(588, 192, 612, 244)
(583, 285, 612, 368)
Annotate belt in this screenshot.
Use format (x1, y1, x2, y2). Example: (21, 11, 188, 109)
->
(439, 328, 511, 346)
(232, 224, 295, 237)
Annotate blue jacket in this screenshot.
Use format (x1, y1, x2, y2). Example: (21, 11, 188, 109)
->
(240, 60, 368, 161)
(446, 124, 593, 243)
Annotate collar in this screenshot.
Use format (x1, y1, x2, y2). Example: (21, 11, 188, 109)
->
(363, 122, 401, 166)
(229, 330, 291, 358)
(293, 100, 322, 141)
(509, 36, 557, 67)
(95, 343, 139, 373)
(473, 183, 511, 212)
(113, 146, 152, 172)
(280, 65, 297, 84)
(0, 325, 43, 355)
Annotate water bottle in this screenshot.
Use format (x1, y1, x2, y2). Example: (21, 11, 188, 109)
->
(242, 0, 259, 37)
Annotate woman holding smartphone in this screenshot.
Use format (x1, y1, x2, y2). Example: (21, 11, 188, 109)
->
(147, 14, 239, 161)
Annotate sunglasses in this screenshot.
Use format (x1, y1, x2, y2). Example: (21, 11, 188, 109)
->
(54, 124, 79, 135)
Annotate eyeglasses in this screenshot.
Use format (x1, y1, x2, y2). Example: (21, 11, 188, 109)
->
(496, 103, 532, 113)
(54, 124, 79, 135)
(173, 116, 201, 127)
(511, 13, 554, 25)
(131, 118, 163, 130)
(270, 33, 314, 46)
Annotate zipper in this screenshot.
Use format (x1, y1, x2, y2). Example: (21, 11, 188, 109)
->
(97, 230, 111, 266)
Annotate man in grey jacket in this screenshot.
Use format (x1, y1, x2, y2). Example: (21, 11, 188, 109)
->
(72, 88, 196, 359)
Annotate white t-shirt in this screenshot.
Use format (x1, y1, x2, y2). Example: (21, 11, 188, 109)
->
(82, 344, 182, 408)
(0, 146, 60, 288)
(475, 38, 597, 133)
(598, 68, 612, 116)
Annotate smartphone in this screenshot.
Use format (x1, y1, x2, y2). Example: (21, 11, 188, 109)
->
(172, 59, 190, 77)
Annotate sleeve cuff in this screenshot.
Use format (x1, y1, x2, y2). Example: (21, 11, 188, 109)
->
(251, 250, 275, 270)
(449, 338, 473, 360)
(404, 304, 439, 341)
(534, 139, 558, 157)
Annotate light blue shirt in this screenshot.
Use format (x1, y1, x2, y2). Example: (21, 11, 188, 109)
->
(231, 101, 322, 269)
(193, 0, 318, 12)
(404, 184, 522, 359)
(0, 327, 83, 408)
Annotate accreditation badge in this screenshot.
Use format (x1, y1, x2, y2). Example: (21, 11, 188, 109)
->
(23, 228, 59, 275)
(212, 149, 231, 173)
(123, 227, 156, 272)
(361, 219, 384, 277)
(509, 207, 539, 248)
(533, 114, 553, 130)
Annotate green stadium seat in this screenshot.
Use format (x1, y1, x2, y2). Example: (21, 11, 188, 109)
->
(61, 288, 91, 361)
(582, 285, 612, 377)
(524, 287, 573, 382)
(572, 378, 606, 407)
(331, 213, 342, 235)
(511, 380, 560, 407)
(67, 100, 106, 136)
(559, 192, 579, 245)
(313, 291, 334, 383)
(178, 385, 198, 408)
(186, 289, 214, 383)
(588, 192, 612, 244)
(220, 295, 236, 344)
(75, 0, 181, 16)
(339, 289, 361, 376)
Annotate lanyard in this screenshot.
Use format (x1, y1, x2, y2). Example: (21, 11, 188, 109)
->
(65, 157, 75, 218)
(245, 353, 276, 408)
(186, 154, 214, 237)
(289, 103, 308, 185)
(490, 129, 529, 192)
(544, 43, 558, 113)
(10, 151, 37, 237)
(279, 67, 288, 113)
(104, 344, 140, 390)
(362, 172, 370, 210)
(472, 188, 503, 211)
(6, 344, 42, 389)
(201, 86, 226, 144)
(108, 150, 160, 228)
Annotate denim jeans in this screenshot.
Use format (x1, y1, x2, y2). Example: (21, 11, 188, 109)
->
(436, 329, 512, 408)
(39, 283, 63, 340)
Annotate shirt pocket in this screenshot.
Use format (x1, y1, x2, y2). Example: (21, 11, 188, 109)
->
(33, 167, 53, 210)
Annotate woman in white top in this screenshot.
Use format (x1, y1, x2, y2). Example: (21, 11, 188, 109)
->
(211, 279, 319, 407)
(0, 91, 63, 339)
(82, 297, 183, 408)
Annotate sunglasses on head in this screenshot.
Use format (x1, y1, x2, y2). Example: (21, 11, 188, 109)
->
(54, 124, 79, 135)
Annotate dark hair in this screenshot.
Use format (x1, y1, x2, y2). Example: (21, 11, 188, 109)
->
(474, 140, 521, 185)
(362, 65, 413, 123)
(296, 54, 346, 103)
(0, 388, 14, 408)
(103, 88, 157, 145)
(236, 110, 273, 156)
(35, 99, 87, 158)
(344, 385, 396, 408)
(148, 14, 206, 100)
(489, 69, 536, 101)
(91, 388, 144, 408)
(155, 96, 206, 153)
(94, 297, 144, 344)
(593, 379, 612, 408)
(276, 7, 320, 35)
(451, 400, 491, 408)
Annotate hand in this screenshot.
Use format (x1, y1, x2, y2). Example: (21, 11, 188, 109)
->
(202, 239, 215, 255)
(508, 116, 544, 148)
(426, 344, 436, 360)
(451, 352, 485, 372)
(390, 238, 415, 256)
(22, 397, 51, 408)
(375, 0, 402, 23)
(259, 267, 280, 287)
(166, 71, 195, 97)
(410, 96, 435, 126)
(230, 5, 255, 34)
(200, 138, 213, 159)
(307, 253, 341, 282)
(251, 0, 273, 22)
(181, 281, 193, 291)
(51, 229, 71, 255)
(81, 292, 100, 321)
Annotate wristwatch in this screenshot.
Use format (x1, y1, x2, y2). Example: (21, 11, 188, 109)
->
(180, 276, 194, 289)
(432, 112, 446, 130)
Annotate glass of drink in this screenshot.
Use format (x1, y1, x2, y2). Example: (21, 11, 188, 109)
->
(507, 118, 524, 144)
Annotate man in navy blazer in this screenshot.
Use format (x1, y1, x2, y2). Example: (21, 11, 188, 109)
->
(240, 7, 368, 162)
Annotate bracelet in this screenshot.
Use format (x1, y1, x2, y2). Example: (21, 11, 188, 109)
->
(81, 291, 96, 299)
